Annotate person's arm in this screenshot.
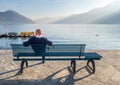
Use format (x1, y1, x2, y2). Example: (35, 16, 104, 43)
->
(23, 41, 30, 47)
(23, 37, 33, 47)
(44, 38, 54, 46)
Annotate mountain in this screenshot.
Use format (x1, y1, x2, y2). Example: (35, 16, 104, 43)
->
(53, 1, 120, 24)
(36, 16, 65, 24)
(0, 10, 34, 25)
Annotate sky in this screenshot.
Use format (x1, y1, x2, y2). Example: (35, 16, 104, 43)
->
(0, 0, 116, 20)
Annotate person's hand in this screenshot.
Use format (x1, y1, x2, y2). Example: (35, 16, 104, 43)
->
(52, 44, 55, 47)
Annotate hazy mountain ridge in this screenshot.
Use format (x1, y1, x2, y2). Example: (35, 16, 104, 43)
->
(35, 16, 65, 24)
(53, 1, 120, 24)
(92, 9, 120, 24)
(0, 10, 34, 25)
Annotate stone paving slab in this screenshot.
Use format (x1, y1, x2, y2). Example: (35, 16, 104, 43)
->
(0, 50, 120, 85)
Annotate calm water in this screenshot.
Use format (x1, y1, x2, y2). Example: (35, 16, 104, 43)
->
(0, 24, 120, 50)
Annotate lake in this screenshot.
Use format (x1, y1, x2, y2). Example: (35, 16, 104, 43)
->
(0, 24, 120, 50)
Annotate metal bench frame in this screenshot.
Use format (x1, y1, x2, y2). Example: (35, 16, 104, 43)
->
(11, 44, 102, 74)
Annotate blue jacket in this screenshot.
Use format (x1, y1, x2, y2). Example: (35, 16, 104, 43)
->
(23, 36, 53, 54)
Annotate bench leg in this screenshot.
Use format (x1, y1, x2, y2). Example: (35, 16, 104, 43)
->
(71, 60, 76, 74)
(87, 60, 95, 73)
(25, 60, 28, 67)
(42, 56, 45, 63)
(20, 60, 28, 73)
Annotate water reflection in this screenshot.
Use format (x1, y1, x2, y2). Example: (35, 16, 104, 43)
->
(0, 37, 29, 49)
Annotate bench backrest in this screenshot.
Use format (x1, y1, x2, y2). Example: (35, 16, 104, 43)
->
(11, 44, 46, 56)
(11, 44, 86, 56)
(47, 44, 86, 56)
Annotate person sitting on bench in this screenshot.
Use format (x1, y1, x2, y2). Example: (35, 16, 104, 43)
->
(23, 28, 54, 55)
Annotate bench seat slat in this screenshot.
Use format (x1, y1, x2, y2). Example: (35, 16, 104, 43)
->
(85, 52, 102, 59)
(44, 52, 83, 56)
(13, 52, 101, 61)
(15, 52, 101, 59)
(13, 57, 100, 61)
(14, 58, 86, 61)
(14, 52, 84, 57)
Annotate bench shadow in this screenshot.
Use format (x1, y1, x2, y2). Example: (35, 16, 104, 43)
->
(0, 65, 93, 85)
(0, 62, 43, 80)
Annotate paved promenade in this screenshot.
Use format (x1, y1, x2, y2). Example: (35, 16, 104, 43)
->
(0, 50, 120, 85)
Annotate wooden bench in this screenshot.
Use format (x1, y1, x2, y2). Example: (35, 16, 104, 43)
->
(11, 44, 102, 74)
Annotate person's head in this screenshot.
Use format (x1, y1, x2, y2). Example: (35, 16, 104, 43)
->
(35, 29, 42, 36)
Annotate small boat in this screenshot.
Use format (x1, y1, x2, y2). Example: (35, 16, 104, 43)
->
(8, 32, 18, 37)
(20, 32, 34, 36)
